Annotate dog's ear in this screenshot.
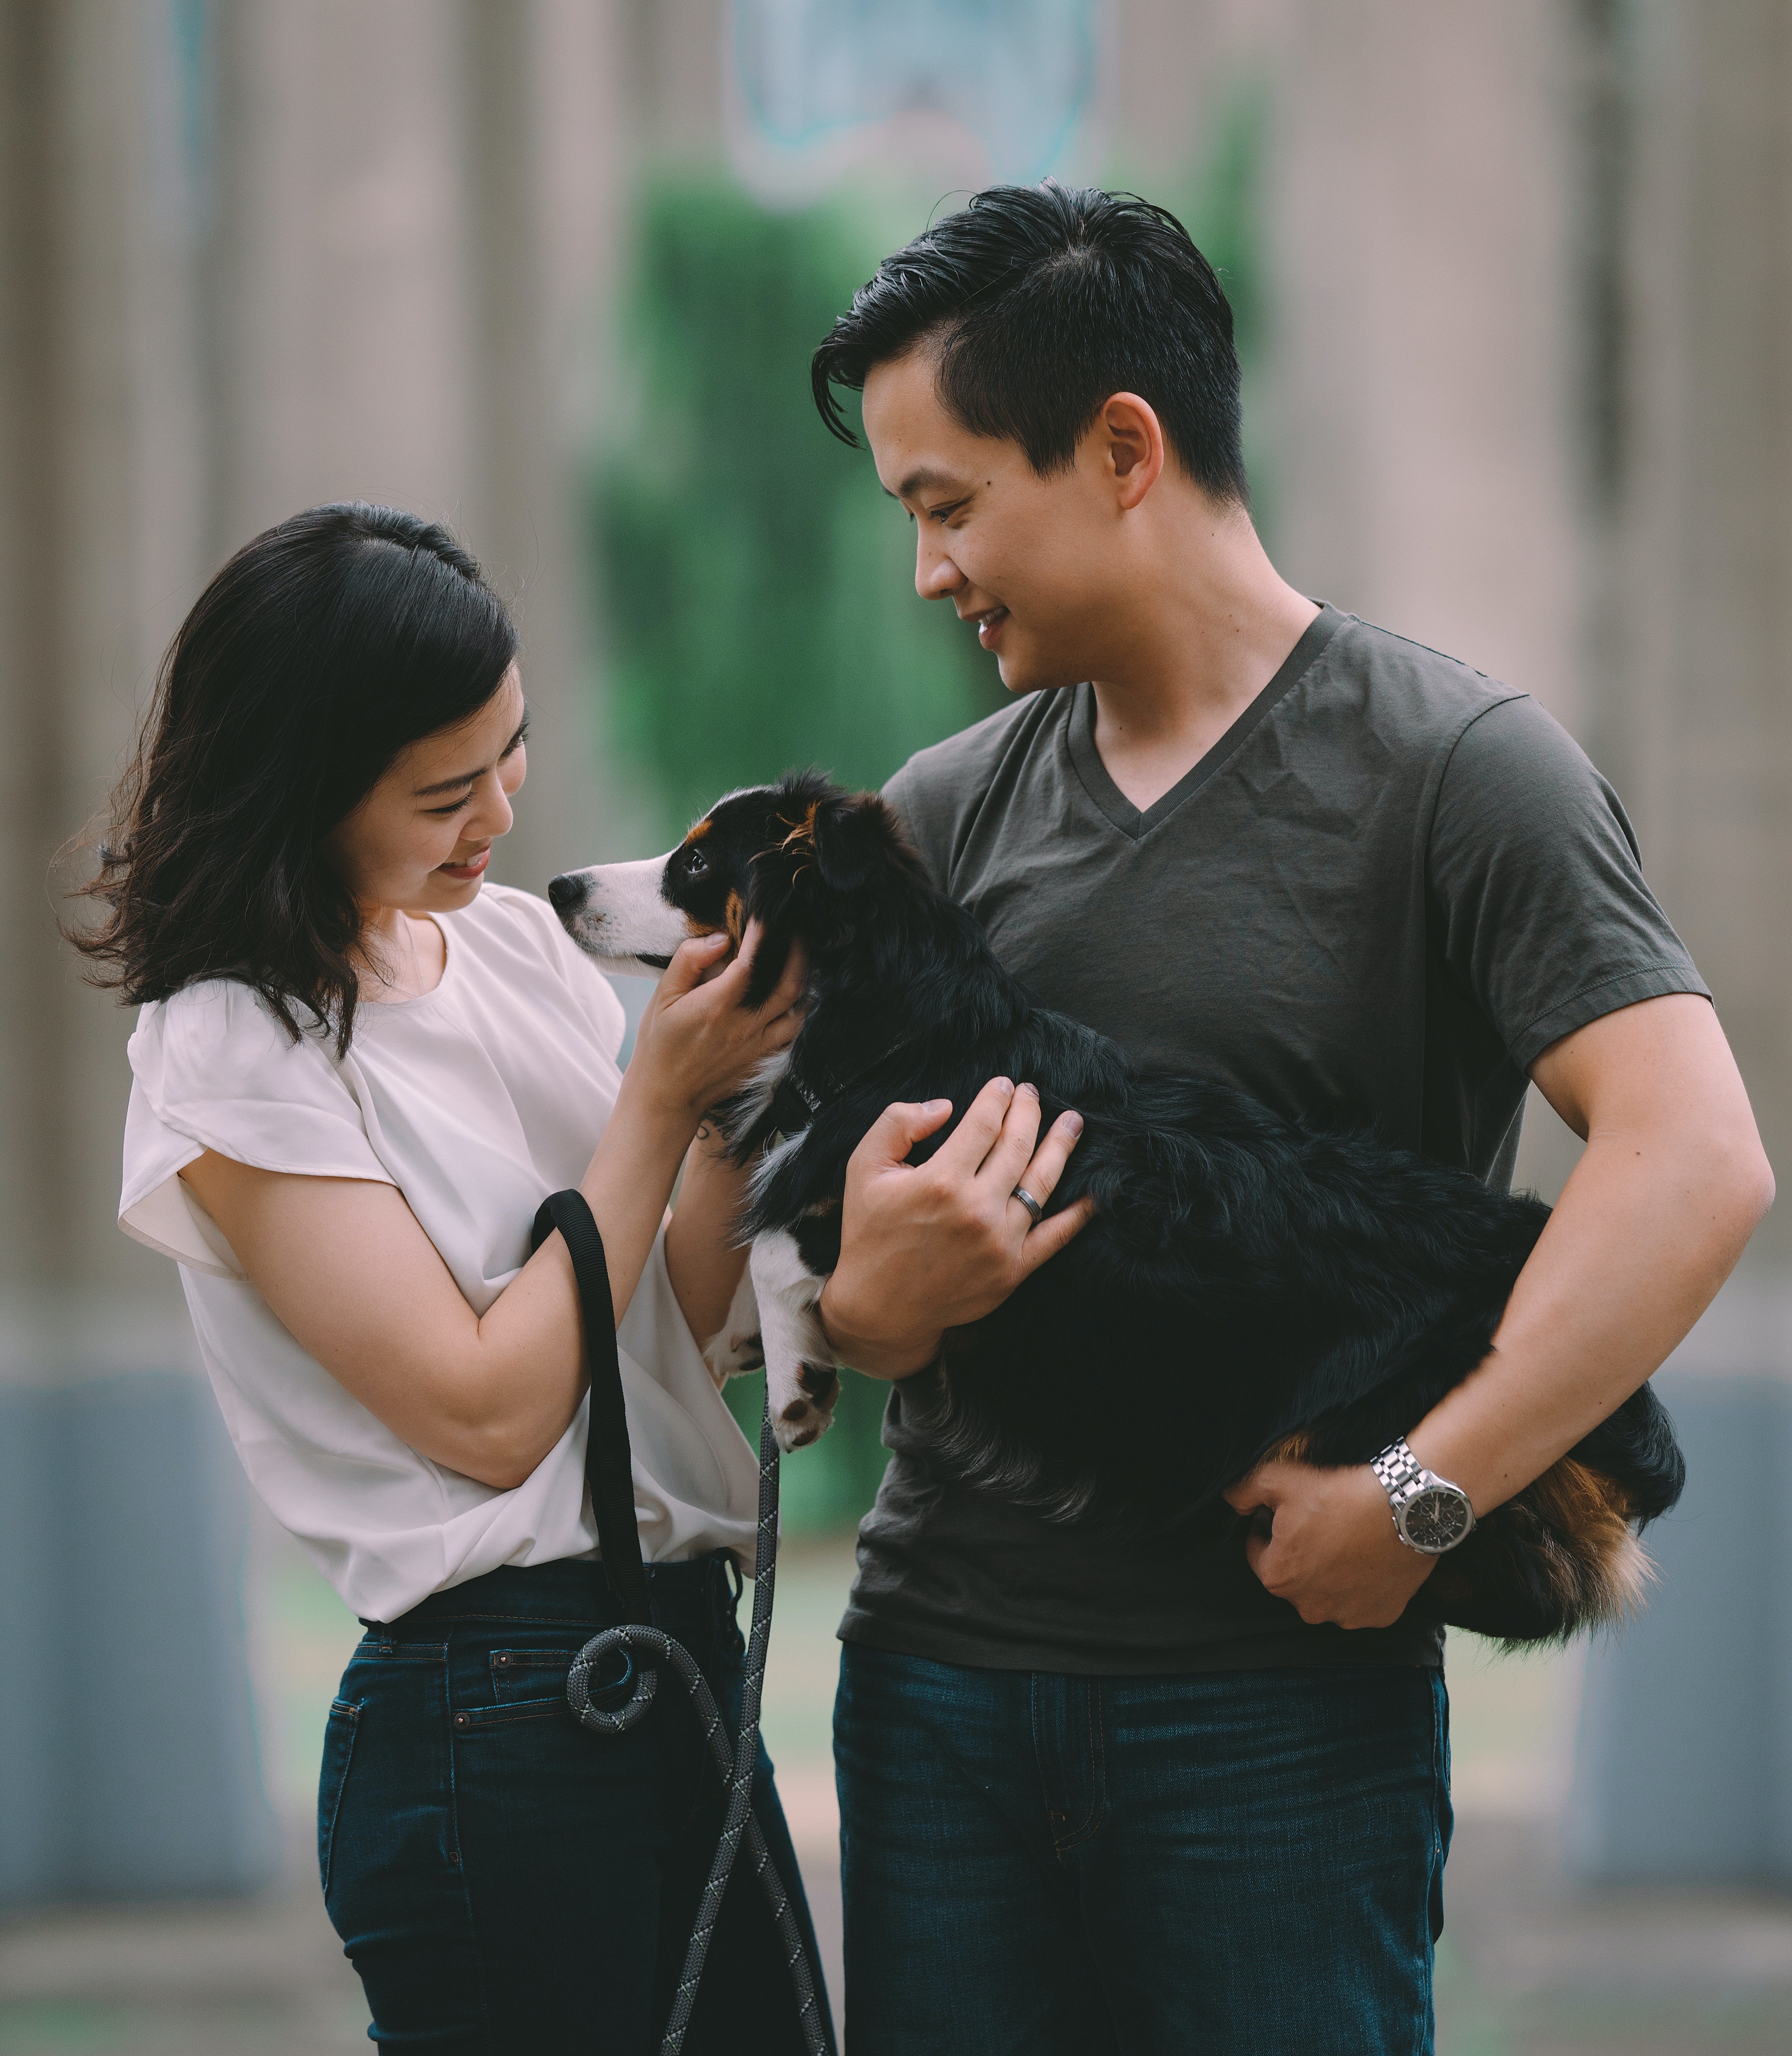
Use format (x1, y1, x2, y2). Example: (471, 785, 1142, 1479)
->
(809, 791, 903, 894)
(742, 917, 798, 1010)
(740, 780, 905, 1005)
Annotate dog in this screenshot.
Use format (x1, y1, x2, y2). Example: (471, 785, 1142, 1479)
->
(548, 770, 1686, 1644)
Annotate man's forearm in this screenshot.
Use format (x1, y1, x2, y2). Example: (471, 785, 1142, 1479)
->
(1410, 1115, 1772, 1515)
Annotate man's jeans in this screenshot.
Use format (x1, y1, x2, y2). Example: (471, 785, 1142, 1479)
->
(835, 1644, 1450, 2055)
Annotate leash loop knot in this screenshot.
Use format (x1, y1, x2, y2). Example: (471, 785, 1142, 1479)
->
(566, 1623, 662, 1733)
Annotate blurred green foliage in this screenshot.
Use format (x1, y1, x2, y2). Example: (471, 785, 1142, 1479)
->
(596, 174, 1005, 846)
(722, 1371, 895, 1533)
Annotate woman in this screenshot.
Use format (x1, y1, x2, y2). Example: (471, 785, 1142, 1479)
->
(75, 503, 825, 2052)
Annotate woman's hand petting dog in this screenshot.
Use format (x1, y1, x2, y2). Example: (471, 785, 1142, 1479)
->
(819, 1077, 1092, 1379)
(627, 920, 807, 1128)
(1222, 1456, 1438, 1629)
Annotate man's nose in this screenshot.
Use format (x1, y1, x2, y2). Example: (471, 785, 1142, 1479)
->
(915, 533, 964, 601)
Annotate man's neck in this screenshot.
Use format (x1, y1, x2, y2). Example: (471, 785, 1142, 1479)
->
(1087, 507, 1320, 814)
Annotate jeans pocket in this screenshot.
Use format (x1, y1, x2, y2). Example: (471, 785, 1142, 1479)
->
(489, 1646, 586, 1705)
(318, 1698, 362, 1902)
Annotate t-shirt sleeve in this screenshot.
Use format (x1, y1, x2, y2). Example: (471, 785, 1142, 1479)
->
(120, 981, 393, 1278)
(1427, 695, 1709, 1071)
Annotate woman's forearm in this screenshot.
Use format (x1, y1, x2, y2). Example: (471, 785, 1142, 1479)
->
(574, 1063, 700, 1328)
(180, 934, 807, 1491)
(665, 1128, 752, 1349)
(179, 1078, 698, 1493)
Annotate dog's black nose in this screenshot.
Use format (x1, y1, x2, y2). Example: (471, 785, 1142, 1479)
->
(548, 873, 586, 919)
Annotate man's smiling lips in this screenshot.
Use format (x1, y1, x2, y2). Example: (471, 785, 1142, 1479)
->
(961, 604, 1008, 649)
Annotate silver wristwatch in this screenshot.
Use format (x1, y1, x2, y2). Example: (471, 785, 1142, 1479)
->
(1370, 1438, 1476, 1555)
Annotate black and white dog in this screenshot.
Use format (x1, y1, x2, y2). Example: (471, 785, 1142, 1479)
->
(550, 770, 1685, 1644)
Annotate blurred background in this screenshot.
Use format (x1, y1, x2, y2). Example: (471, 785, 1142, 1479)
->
(2, 2, 1790, 2051)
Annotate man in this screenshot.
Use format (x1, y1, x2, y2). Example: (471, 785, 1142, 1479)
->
(809, 184, 1772, 2053)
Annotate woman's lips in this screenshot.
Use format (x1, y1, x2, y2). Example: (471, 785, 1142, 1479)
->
(438, 849, 490, 881)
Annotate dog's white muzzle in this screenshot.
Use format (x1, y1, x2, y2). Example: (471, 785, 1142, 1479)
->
(548, 853, 689, 977)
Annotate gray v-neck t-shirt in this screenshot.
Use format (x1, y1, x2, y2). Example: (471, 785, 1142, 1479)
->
(841, 604, 1708, 1675)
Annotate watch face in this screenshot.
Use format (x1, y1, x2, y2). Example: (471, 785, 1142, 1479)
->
(1401, 1487, 1473, 1554)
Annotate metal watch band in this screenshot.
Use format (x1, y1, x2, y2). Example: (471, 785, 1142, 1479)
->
(1371, 1436, 1426, 1504)
(1370, 1435, 1475, 1554)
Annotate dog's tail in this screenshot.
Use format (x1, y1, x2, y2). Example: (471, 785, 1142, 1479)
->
(1424, 1457, 1658, 1646)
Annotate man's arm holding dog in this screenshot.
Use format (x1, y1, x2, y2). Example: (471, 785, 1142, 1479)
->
(1222, 991, 1770, 1626)
(824, 993, 1772, 1627)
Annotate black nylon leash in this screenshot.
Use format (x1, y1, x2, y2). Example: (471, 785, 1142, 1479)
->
(529, 1191, 828, 2056)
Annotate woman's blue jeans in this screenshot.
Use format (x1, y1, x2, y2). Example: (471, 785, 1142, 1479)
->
(319, 1553, 833, 2053)
(835, 1645, 1450, 2055)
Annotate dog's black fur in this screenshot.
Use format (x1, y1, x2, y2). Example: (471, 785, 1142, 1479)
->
(628, 771, 1684, 1644)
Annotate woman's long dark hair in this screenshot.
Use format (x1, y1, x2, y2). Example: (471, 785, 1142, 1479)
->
(69, 503, 518, 1053)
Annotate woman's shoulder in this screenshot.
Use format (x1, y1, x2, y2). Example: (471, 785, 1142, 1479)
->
(131, 977, 346, 1115)
(137, 975, 315, 1055)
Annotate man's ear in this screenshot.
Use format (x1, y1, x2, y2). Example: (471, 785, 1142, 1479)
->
(811, 793, 900, 894)
(1100, 390, 1165, 512)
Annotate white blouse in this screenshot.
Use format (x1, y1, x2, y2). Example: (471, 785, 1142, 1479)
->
(118, 882, 760, 1623)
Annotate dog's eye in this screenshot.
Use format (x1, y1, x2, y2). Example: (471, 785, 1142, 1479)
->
(685, 848, 708, 877)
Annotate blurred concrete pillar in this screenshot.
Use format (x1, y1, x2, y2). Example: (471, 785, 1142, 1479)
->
(1265, 0, 1587, 733)
(463, 0, 652, 877)
(0, 0, 278, 1905)
(208, 0, 646, 881)
(1567, 0, 1792, 1884)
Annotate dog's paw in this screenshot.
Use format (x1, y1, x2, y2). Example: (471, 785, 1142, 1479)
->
(702, 1325, 765, 1385)
(702, 1270, 764, 1387)
(770, 1363, 840, 1451)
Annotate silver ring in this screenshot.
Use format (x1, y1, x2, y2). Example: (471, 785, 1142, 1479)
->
(1010, 1185, 1044, 1226)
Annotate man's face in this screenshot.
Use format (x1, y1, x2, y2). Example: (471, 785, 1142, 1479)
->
(861, 348, 1131, 696)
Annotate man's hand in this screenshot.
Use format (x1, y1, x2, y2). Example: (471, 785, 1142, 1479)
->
(1221, 1457, 1436, 1628)
(819, 1077, 1092, 1377)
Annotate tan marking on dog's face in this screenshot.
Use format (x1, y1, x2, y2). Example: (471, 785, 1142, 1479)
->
(683, 818, 712, 844)
(724, 889, 745, 948)
(684, 911, 724, 938)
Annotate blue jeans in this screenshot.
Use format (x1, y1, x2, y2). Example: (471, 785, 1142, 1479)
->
(835, 1645, 1449, 2055)
(320, 1554, 833, 2053)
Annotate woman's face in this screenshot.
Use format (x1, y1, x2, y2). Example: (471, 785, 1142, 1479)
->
(326, 665, 528, 917)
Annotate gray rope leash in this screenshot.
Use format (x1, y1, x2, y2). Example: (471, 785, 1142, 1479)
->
(566, 1392, 827, 2056)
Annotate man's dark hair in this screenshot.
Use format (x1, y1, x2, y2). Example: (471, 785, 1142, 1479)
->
(811, 182, 1246, 502)
(69, 502, 518, 1054)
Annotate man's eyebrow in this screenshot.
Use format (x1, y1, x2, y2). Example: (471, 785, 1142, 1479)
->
(412, 720, 527, 798)
(889, 466, 968, 501)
